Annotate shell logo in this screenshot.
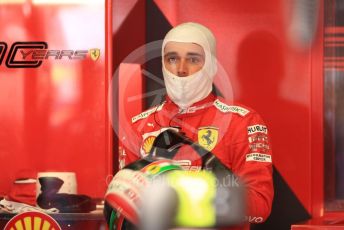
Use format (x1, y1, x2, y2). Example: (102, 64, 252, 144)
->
(142, 136, 156, 154)
(4, 211, 61, 230)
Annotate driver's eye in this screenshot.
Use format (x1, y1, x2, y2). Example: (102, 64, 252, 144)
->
(188, 57, 200, 64)
(167, 56, 178, 64)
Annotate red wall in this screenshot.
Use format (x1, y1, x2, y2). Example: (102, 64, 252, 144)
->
(0, 2, 111, 198)
(112, 0, 146, 171)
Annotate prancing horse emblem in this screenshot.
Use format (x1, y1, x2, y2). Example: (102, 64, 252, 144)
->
(198, 127, 219, 151)
(89, 48, 100, 61)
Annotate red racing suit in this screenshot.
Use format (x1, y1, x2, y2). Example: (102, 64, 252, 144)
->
(119, 93, 273, 229)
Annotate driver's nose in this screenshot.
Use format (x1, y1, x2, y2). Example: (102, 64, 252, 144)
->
(177, 59, 189, 77)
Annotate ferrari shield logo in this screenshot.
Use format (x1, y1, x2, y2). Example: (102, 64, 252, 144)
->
(89, 48, 100, 61)
(198, 127, 218, 151)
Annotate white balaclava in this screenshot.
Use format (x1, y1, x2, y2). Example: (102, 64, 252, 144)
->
(162, 22, 217, 109)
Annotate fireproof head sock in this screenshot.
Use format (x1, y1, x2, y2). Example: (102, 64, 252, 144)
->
(162, 22, 218, 109)
(162, 22, 217, 64)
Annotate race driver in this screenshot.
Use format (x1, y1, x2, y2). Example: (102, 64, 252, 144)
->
(119, 22, 273, 229)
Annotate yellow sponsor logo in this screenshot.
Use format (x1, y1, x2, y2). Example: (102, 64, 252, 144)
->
(142, 136, 156, 155)
(89, 48, 100, 61)
(198, 127, 218, 151)
(4, 211, 61, 230)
